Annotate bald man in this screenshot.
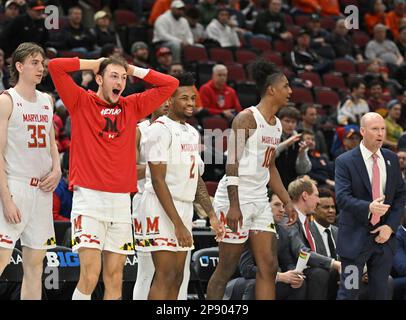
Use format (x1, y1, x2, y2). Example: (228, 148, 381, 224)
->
(335, 112, 406, 300)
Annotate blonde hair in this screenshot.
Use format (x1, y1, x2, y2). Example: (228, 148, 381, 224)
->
(288, 177, 317, 202)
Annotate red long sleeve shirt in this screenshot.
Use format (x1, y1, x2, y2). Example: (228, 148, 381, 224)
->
(199, 80, 242, 115)
(48, 57, 178, 193)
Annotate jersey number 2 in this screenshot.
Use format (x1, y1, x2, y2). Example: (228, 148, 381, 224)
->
(27, 125, 46, 148)
(190, 155, 196, 179)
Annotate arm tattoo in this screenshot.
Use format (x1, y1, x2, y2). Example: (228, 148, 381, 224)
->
(195, 177, 214, 214)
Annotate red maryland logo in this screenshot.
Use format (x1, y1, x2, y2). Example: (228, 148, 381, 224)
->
(146, 217, 159, 234)
(73, 215, 82, 232)
(134, 218, 142, 234)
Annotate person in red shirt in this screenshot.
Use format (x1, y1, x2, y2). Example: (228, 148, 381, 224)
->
(293, 0, 321, 14)
(364, 0, 388, 35)
(48, 56, 178, 300)
(386, 0, 406, 39)
(199, 64, 242, 122)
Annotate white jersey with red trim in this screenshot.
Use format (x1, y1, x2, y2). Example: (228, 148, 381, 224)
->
(136, 119, 151, 194)
(143, 115, 202, 202)
(3, 88, 53, 179)
(214, 106, 282, 205)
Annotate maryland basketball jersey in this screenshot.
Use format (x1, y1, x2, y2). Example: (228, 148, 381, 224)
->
(215, 106, 282, 205)
(136, 119, 151, 194)
(4, 88, 53, 179)
(143, 115, 202, 202)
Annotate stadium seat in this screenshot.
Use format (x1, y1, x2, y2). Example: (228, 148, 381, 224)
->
(315, 89, 340, 109)
(262, 51, 284, 67)
(235, 83, 259, 108)
(352, 30, 370, 48)
(334, 58, 357, 74)
(227, 64, 246, 83)
(291, 87, 314, 105)
(196, 62, 215, 87)
(322, 73, 347, 91)
(284, 14, 294, 26)
(286, 25, 301, 37)
(250, 38, 272, 51)
(209, 48, 234, 64)
(184, 46, 209, 63)
(205, 181, 219, 197)
(356, 62, 368, 74)
(294, 15, 311, 27)
(320, 17, 336, 30)
(58, 51, 86, 59)
(273, 40, 293, 54)
(235, 49, 257, 65)
(298, 71, 322, 87)
(201, 116, 229, 131)
(114, 9, 138, 27)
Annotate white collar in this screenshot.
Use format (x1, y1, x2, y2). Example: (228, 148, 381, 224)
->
(360, 141, 383, 162)
(294, 205, 307, 225)
(314, 220, 331, 234)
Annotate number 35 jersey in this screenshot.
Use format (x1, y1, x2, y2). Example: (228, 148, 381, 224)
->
(143, 115, 203, 203)
(215, 106, 282, 205)
(3, 88, 53, 179)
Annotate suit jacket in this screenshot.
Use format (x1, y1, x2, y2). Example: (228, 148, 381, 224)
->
(393, 226, 406, 277)
(309, 221, 338, 259)
(287, 219, 334, 270)
(239, 224, 296, 279)
(335, 146, 406, 260)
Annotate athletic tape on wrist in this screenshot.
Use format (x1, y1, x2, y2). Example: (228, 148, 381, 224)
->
(226, 176, 239, 186)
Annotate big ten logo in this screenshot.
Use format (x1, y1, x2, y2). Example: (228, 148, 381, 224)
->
(45, 251, 80, 268)
(199, 255, 219, 268)
(344, 5, 360, 30)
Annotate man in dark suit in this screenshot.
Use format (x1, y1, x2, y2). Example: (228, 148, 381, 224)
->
(335, 112, 406, 300)
(393, 209, 406, 300)
(238, 192, 306, 300)
(287, 178, 341, 299)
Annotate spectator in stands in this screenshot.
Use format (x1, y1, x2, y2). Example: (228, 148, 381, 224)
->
(53, 170, 72, 222)
(364, 0, 387, 35)
(199, 64, 241, 122)
(393, 209, 406, 299)
(287, 178, 341, 299)
(396, 26, 406, 57)
(206, 8, 241, 48)
(366, 80, 388, 115)
(318, 0, 341, 17)
(0, 48, 10, 91)
(292, 0, 321, 15)
(306, 13, 335, 60)
(60, 6, 96, 55)
(148, 0, 172, 26)
(297, 103, 329, 159)
(241, 0, 259, 29)
(91, 10, 118, 49)
(37, 57, 55, 93)
(275, 107, 312, 188)
(239, 192, 306, 300)
(303, 130, 335, 189)
(0, 0, 48, 58)
(253, 0, 292, 41)
(384, 99, 404, 150)
(397, 149, 406, 182)
(386, 0, 406, 40)
(185, 7, 206, 44)
(337, 79, 369, 125)
(365, 24, 404, 70)
(0, 0, 21, 33)
(332, 125, 362, 159)
(327, 18, 364, 63)
(197, 0, 218, 26)
(131, 41, 150, 68)
(154, 47, 173, 73)
(168, 63, 184, 77)
(290, 29, 332, 74)
(153, 0, 194, 63)
(399, 88, 406, 129)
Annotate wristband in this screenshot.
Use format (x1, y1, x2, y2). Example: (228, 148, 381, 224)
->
(226, 176, 239, 186)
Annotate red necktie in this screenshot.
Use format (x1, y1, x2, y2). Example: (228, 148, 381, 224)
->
(304, 217, 316, 251)
(371, 154, 381, 225)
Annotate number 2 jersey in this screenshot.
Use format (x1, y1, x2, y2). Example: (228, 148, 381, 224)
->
(214, 106, 282, 205)
(143, 115, 203, 202)
(3, 88, 53, 179)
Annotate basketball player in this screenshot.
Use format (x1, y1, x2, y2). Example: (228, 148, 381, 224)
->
(0, 42, 61, 299)
(48, 55, 178, 300)
(207, 60, 297, 300)
(134, 73, 225, 300)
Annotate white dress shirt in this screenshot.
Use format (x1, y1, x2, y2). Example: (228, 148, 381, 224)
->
(153, 11, 194, 45)
(359, 141, 387, 197)
(313, 220, 336, 258)
(206, 19, 240, 47)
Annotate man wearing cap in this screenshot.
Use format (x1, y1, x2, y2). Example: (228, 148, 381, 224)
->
(131, 42, 150, 68)
(0, 0, 48, 58)
(306, 13, 335, 60)
(155, 47, 173, 73)
(253, 0, 292, 41)
(384, 99, 404, 150)
(91, 10, 119, 49)
(332, 125, 362, 159)
(153, 0, 194, 63)
(0, 1, 21, 33)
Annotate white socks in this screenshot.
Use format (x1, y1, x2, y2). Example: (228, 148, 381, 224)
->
(72, 288, 91, 300)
